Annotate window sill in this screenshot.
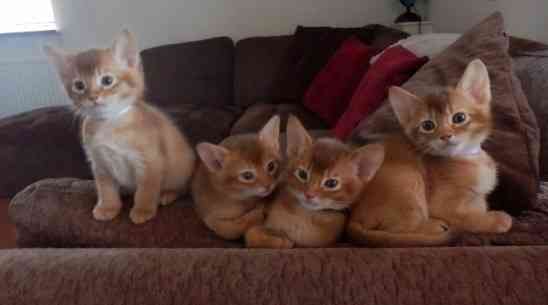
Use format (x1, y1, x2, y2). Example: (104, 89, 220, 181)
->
(0, 23, 58, 36)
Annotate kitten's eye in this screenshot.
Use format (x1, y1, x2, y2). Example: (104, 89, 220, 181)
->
(295, 168, 309, 183)
(452, 112, 467, 124)
(323, 178, 339, 190)
(266, 160, 278, 175)
(239, 170, 255, 182)
(72, 79, 86, 94)
(420, 120, 436, 133)
(99, 74, 116, 88)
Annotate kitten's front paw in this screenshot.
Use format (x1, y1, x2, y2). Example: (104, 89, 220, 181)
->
(93, 202, 121, 221)
(160, 191, 179, 206)
(490, 211, 513, 233)
(129, 207, 157, 224)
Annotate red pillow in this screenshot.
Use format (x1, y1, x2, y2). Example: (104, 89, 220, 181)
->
(303, 37, 376, 126)
(333, 46, 428, 139)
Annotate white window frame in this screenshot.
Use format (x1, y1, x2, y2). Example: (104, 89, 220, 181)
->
(0, 1, 57, 35)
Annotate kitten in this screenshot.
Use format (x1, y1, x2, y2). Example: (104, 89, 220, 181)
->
(348, 59, 512, 247)
(192, 116, 281, 240)
(44, 30, 195, 224)
(245, 116, 384, 248)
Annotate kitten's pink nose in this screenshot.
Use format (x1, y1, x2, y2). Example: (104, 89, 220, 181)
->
(440, 134, 453, 141)
(305, 192, 315, 200)
(89, 95, 98, 102)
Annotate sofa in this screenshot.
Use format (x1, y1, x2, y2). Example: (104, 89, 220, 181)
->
(2, 21, 548, 304)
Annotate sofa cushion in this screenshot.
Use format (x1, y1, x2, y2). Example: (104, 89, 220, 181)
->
(234, 35, 293, 108)
(230, 103, 327, 136)
(270, 24, 409, 104)
(352, 13, 541, 214)
(0, 106, 91, 198)
(141, 36, 235, 108)
(10, 177, 548, 248)
(512, 49, 548, 180)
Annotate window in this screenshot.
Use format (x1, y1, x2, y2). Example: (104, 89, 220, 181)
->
(0, 1, 57, 34)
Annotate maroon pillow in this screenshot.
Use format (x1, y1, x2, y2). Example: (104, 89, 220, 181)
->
(303, 37, 375, 126)
(270, 25, 409, 104)
(333, 46, 427, 139)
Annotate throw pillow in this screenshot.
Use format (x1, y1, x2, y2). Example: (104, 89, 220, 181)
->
(303, 37, 376, 126)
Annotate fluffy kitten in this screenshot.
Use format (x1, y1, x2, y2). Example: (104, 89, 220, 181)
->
(245, 116, 384, 248)
(348, 59, 512, 247)
(44, 30, 195, 224)
(192, 116, 281, 240)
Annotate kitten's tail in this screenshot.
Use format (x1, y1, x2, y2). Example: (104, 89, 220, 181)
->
(347, 223, 453, 247)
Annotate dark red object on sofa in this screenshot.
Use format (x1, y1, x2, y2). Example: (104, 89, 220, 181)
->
(303, 37, 375, 126)
(333, 46, 428, 139)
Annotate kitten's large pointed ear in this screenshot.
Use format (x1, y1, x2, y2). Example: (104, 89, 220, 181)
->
(112, 29, 140, 68)
(389, 86, 423, 126)
(259, 115, 280, 153)
(457, 59, 491, 104)
(349, 144, 385, 182)
(196, 143, 230, 172)
(43, 45, 72, 79)
(286, 115, 313, 157)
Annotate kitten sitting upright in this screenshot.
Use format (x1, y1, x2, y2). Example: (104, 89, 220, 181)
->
(245, 116, 384, 248)
(44, 30, 195, 224)
(348, 59, 512, 247)
(192, 116, 282, 240)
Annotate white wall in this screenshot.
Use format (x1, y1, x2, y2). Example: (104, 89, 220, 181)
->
(430, 0, 548, 42)
(0, 0, 403, 118)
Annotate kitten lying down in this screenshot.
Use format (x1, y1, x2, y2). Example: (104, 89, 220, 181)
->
(44, 31, 195, 224)
(246, 116, 384, 248)
(348, 59, 512, 247)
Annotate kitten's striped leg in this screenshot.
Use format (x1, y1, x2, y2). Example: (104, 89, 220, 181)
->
(130, 165, 162, 224)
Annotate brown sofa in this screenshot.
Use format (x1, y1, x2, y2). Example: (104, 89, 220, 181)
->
(2, 28, 548, 304)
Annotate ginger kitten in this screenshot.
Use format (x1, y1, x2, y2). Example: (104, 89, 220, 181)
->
(246, 116, 384, 248)
(44, 30, 195, 224)
(348, 59, 512, 247)
(192, 116, 282, 240)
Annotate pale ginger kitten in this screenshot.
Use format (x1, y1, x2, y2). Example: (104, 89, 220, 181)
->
(348, 59, 512, 247)
(192, 116, 282, 240)
(246, 116, 384, 248)
(44, 30, 195, 224)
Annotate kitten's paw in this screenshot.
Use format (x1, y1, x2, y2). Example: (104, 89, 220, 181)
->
(129, 207, 157, 224)
(92, 202, 121, 221)
(160, 192, 179, 206)
(490, 211, 513, 233)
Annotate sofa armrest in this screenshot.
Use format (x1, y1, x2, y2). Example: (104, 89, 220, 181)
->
(1, 247, 547, 305)
(0, 106, 91, 197)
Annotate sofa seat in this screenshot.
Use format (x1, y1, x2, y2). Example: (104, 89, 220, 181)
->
(1, 246, 547, 305)
(9, 178, 548, 249)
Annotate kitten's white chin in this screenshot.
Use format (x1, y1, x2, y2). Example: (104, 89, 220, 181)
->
(430, 140, 482, 157)
(77, 95, 136, 119)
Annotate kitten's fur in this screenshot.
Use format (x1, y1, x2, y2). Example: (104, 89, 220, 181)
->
(245, 116, 384, 248)
(348, 59, 512, 246)
(192, 116, 282, 240)
(44, 30, 195, 224)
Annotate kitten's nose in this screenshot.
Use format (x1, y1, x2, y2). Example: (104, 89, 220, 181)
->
(88, 95, 98, 102)
(305, 192, 315, 200)
(440, 134, 454, 141)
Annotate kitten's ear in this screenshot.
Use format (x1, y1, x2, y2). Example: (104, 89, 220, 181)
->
(457, 59, 491, 104)
(286, 115, 313, 157)
(43, 45, 73, 79)
(389, 86, 422, 126)
(196, 143, 230, 172)
(349, 144, 385, 182)
(259, 115, 280, 153)
(112, 29, 140, 68)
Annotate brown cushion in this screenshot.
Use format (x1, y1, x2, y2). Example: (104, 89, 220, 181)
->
(230, 102, 327, 136)
(234, 35, 293, 108)
(9, 177, 548, 248)
(0, 106, 92, 198)
(141, 37, 235, 108)
(9, 178, 239, 248)
(351, 13, 540, 213)
(270, 25, 409, 104)
(512, 48, 548, 180)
